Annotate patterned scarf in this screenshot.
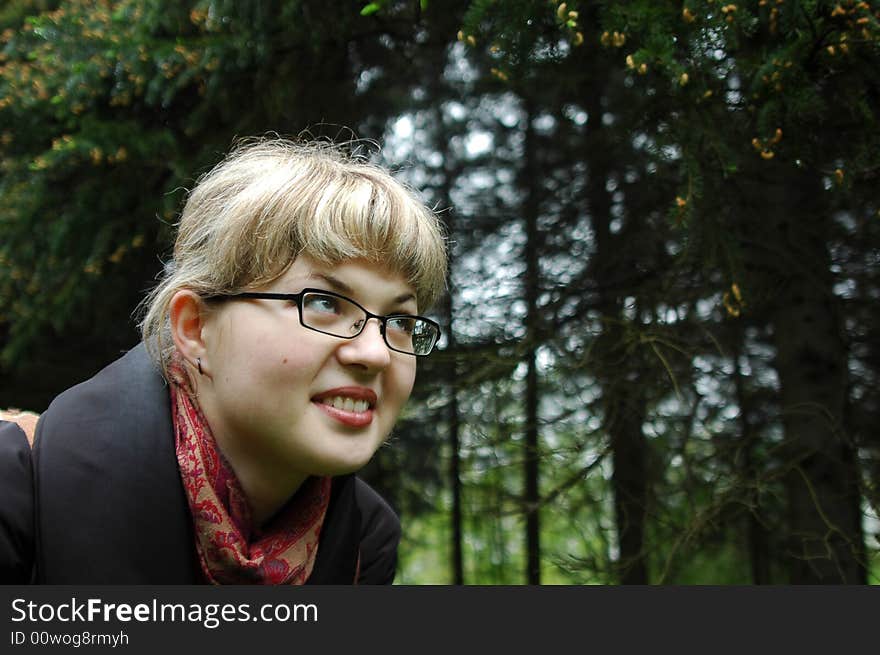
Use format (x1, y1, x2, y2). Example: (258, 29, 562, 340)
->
(168, 356, 332, 584)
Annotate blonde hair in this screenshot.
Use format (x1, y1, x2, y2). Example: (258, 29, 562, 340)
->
(140, 136, 448, 377)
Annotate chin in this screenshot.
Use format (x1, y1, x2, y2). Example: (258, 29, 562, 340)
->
(335, 455, 375, 475)
(308, 449, 376, 477)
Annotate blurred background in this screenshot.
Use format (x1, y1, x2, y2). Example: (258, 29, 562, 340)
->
(1, 0, 878, 584)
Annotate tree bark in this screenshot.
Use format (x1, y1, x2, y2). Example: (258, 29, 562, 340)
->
(731, 335, 771, 584)
(583, 90, 649, 585)
(440, 259, 463, 584)
(756, 165, 865, 583)
(448, 352, 464, 585)
(608, 367, 649, 584)
(522, 104, 542, 585)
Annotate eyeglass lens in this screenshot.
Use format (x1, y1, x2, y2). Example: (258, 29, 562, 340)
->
(301, 292, 436, 355)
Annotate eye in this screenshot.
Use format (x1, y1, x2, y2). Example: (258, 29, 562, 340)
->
(303, 293, 342, 314)
(387, 316, 417, 334)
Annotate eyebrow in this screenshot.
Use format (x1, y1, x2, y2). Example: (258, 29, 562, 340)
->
(309, 272, 417, 306)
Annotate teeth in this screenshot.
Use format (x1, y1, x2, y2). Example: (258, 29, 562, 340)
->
(322, 396, 370, 413)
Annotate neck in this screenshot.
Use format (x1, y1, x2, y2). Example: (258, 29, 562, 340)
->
(194, 392, 308, 530)
(226, 456, 308, 529)
(210, 428, 309, 529)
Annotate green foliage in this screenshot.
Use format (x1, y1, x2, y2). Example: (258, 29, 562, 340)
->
(457, 0, 585, 83)
(2, 0, 878, 584)
(434, 0, 879, 583)
(0, 0, 404, 368)
(359, 0, 428, 18)
(596, 0, 880, 244)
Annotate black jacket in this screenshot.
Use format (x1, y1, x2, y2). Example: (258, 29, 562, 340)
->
(1, 344, 400, 584)
(0, 420, 33, 583)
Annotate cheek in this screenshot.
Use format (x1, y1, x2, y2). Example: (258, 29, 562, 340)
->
(212, 322, 313, 390)
(264, 340, 324, 383)
(390, 363, 417, 408)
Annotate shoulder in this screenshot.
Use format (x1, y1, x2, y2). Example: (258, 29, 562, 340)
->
(36, 344, 161, 434)
(32, 345, 196, 583)
(34, 344, 170, 469)
(0, 419, 35, 582)
(353, 478, 401, 585)
(34, 343, 172, 492)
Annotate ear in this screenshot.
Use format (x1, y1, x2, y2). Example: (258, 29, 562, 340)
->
(169, 290, 209, 371)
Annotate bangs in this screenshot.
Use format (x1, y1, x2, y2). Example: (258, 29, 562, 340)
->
(205, 148, 447, 309)
(291, 173, 446, 309)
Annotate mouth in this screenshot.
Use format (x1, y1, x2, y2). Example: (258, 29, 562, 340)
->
(311, 387, 377, 428)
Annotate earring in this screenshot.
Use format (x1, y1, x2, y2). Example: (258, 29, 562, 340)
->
(197, 358, 203, 375)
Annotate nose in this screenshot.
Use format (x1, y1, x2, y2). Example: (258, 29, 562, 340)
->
(336, 318, 392, 371)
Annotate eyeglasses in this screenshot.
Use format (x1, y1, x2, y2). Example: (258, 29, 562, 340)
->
(204, 288, 441, 356)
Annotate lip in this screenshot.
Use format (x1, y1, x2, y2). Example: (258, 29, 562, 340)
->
(311, 386, 378, 428)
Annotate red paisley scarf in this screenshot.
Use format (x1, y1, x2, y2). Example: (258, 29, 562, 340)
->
(168, 357, 332, 585)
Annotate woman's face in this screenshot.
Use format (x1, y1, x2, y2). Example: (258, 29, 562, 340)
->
(197, 256, 419, 492)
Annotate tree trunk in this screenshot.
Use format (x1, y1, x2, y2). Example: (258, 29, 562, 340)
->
(583, 92, 649, 585)
(522, 104, 542, 585)
(430, 101, 464, 585)
(608, 366, 649, 584)
(445, 284, 464, 585)
(442, 285, 464, 585)
(757, 165, 865, 583)
(731, 334, 771, 583)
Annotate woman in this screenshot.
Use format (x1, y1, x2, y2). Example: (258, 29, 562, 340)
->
(10, 137, 447, 584)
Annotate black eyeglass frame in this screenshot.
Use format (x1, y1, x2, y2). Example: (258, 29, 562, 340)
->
(204, 288, 441, 356)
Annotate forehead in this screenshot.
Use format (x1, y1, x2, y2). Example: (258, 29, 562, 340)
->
(275, 257, 417, 307)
